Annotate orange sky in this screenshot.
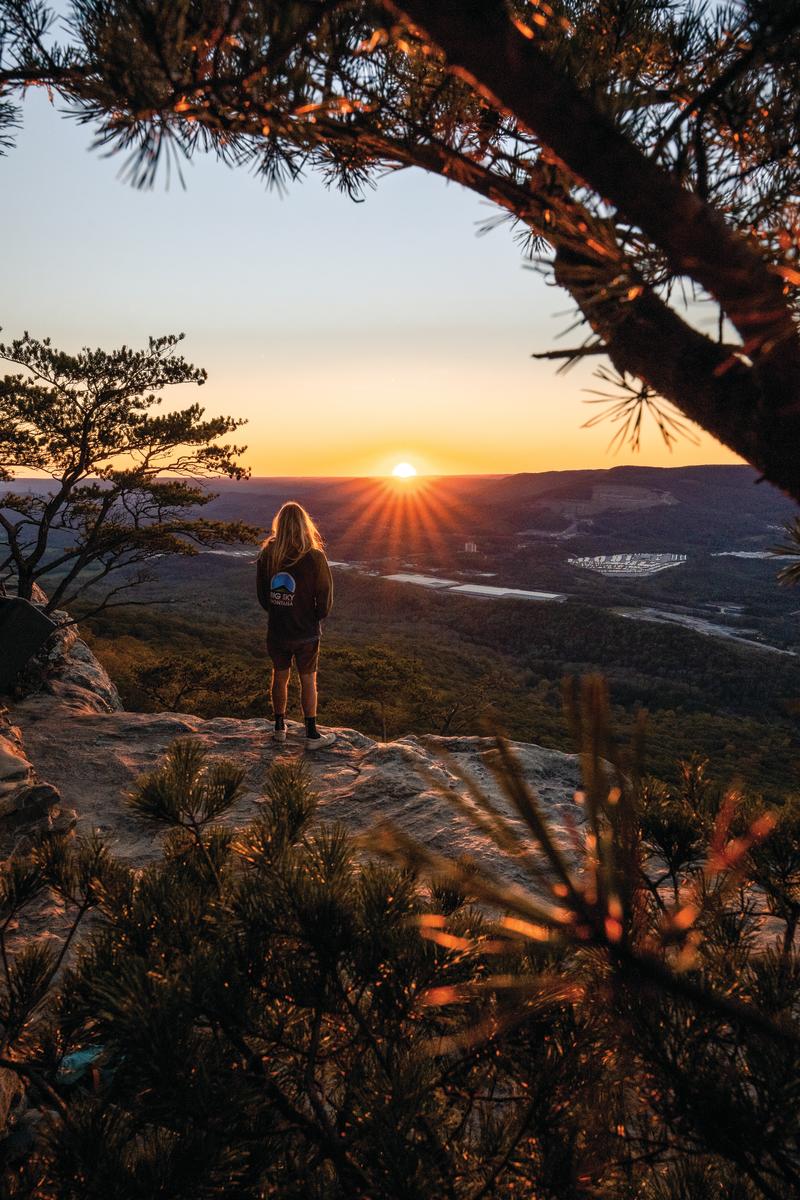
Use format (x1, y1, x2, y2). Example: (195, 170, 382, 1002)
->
(4, 92, 742, 479)
(202, 345, 740, 477)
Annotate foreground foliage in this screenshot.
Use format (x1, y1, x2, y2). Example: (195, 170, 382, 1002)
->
(0, 689, 798, 1197)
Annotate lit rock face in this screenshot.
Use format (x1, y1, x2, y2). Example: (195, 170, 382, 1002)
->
(10, 701, 584, 881)
(14, 609, 121, 714)
(0, 594, 118, 853)
(0, 721, 74, 855)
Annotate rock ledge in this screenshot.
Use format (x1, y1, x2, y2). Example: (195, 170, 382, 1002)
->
(9, 702, 583, 878)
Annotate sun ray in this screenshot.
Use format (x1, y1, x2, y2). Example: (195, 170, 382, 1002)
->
(323, 471, 490, 573)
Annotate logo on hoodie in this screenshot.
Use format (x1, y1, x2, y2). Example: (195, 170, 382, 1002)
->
(270, 571, 296, 607)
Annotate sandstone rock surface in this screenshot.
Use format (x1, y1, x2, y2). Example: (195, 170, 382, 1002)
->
(11, 699, 584, 879)
(7, 618, 585, 881)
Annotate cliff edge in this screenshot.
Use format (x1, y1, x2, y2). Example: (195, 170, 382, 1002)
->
(5, 619, 584, 877)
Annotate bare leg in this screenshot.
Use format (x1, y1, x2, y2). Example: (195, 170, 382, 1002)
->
(271, 668, 290, 718)
(300, 672, 317, 718)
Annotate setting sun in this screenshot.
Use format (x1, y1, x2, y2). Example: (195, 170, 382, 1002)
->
(392, 462, 417, 479)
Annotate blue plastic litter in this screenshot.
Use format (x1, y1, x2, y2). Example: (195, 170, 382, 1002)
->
(57, 1046, 105, 1084)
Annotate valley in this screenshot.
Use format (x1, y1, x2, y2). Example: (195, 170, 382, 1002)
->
(7, 465, 799, 797)
(46, 464, 797, 802)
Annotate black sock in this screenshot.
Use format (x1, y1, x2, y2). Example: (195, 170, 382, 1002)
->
(305, 716, 319, 738)
(274, 713, 286, 732)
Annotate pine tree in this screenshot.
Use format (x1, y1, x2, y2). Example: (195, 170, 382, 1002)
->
(0, 331, 258, 613)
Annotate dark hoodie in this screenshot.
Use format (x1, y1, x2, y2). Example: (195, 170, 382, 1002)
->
(256, 547, 333, 644)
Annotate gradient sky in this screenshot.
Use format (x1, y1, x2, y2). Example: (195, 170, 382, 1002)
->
(2, 85, 741, 477)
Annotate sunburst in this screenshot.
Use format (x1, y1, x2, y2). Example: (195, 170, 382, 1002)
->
(332, 471, 481, 568)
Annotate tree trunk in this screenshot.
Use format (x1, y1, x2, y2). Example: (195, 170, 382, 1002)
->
(16, 571, 33, 602)
(381, 0, 800, 503)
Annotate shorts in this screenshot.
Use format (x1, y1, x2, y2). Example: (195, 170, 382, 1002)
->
(267, 638, 320, 674)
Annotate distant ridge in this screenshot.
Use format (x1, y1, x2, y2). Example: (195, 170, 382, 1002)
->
(477, 463, 762, 504)
(5, 465, 793, 553)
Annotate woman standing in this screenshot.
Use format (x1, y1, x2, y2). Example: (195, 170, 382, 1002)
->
(256, 501, 335, 749)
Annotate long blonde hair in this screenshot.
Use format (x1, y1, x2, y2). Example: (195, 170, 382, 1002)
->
(262, 501, 324, 571)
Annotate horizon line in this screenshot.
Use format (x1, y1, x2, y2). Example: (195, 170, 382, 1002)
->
(6, 460, 750, 483)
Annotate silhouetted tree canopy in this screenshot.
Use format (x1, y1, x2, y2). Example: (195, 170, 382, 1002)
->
(0, 331, 257, 612)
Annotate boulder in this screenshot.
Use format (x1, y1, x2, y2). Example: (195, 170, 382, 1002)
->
(0, 598, 57, 691)
(0, 735, 31, 785)
(0, 716, 72, 855)
(14, 610, 121, 713)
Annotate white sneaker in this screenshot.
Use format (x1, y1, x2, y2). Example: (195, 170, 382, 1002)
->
(273, 727, 287, 743)
(305, 730, 336, 751)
